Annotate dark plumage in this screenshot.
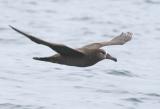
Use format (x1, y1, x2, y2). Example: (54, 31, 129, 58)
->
(10, 26, 132, 67)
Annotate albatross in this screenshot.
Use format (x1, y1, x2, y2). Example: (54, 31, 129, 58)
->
(10, 26, 132, 67)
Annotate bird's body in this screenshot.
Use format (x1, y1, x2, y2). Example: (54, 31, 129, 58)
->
(34, 48, 105, 67)
(10, 26, 132, 67)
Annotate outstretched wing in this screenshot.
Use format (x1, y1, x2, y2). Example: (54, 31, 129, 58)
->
(83, 32, 133, 49)
(10, 25, 84, 57)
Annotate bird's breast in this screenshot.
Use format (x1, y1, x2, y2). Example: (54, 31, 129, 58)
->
(54, 55, 101, 67)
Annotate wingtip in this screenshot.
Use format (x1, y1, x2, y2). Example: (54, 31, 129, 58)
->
(9, 25, 16, 30)
(127, 32, 133, 36)
(126, 32, 133, 40)
(121, 32, 133, 40)
(9, 25, 13, 28)
(9, 25, 23, 34)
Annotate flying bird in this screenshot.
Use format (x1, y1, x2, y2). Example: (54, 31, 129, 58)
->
(10, 26, 132, 67)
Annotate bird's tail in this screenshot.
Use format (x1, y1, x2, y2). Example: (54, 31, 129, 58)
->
(33, 57, 51, 62)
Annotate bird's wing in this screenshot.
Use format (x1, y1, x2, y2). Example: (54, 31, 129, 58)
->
(83, 32, 133, 49)
(10, 26, 84, 57)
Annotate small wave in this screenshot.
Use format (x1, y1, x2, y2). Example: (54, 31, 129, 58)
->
(124, 97, 143, 103)
(106, 70, 137, 77)
(27, 1, 38, 5)
(25, 9, 37, 13)
(145, 93, 160, 97)
(0, 27, 8, 31)
(95, 89, 112, 93)
(80, 27, 95, 35)
(44, 9, 56, 13)
(96, 89, 130, 95)
(69, 16, 93, 21)
(0, 103, 45, 109)
(54, 67, 63, 70)
(51, 0, 70, 3)
(0, 38, 25, 45)
(145, 0, 160, 4)
(0, 76, 24, 83)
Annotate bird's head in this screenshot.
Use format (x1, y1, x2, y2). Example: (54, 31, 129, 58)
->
(97, 49, 117, 62)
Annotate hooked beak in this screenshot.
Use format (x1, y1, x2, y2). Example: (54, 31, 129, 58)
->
(106, 53, 117, 62)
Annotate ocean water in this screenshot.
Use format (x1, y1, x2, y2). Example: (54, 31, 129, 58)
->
(0, 0, 160, 109)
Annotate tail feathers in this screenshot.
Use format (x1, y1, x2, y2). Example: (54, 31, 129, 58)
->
(33, 57, 51, 62)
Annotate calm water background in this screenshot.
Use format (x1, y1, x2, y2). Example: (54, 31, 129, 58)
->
(0, 0, 160, 109)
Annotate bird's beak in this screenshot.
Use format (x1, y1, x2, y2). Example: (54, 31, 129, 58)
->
(106, 53, 117, 62)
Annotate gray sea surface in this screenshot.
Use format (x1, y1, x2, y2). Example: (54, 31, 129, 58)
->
(0, 0, 160, 109)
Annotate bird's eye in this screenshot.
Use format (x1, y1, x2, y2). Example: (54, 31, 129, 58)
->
(101, 51, 106, 55)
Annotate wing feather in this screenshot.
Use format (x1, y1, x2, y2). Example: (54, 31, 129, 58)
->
(10, 26, 84, 57)
(83, 32, 133, 49)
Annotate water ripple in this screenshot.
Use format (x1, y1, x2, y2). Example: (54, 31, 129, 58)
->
(0, 103, 45, 109)
(0, 38, 24, 45)
(123, 97, 143, 105)
(145, 93, 160, 97)
(105, 70, 137, 77)
(69, 16, 93, 21)
(0, 77, 24, 83)
(145, 0, 160, 4)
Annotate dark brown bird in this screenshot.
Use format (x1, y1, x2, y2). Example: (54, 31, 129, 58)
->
(10, 26, 132, 67)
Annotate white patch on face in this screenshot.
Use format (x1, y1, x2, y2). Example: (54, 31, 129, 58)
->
(99, 52, 106, 60)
